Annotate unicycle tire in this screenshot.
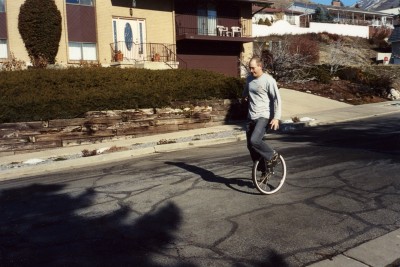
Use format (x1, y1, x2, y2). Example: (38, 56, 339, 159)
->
(252, 154, 287, 195)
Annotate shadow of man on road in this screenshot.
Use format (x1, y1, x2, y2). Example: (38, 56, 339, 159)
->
(165, 161, 262, 195)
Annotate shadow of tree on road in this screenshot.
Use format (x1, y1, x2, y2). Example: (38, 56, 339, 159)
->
(0, 183, 290, 267)
(0, 183, 189, 267)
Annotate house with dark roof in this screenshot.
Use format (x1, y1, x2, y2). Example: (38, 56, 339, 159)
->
(388, 25, 400, 64)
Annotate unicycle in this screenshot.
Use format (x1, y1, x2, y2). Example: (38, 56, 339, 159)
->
(252, 154, 286, 194)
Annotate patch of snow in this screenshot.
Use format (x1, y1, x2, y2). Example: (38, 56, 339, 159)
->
(96, 147, 111, 154)
(299, 117, 315, 122)
(23, 158, 46, 165)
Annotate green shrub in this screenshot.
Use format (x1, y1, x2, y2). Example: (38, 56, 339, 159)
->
(18, 0, 62, 66)
(0, 68, 244, 123)
(336, 66, 365, 83)
(264, 17, 272, 26)
(308, 65, 331, 84)
(363, 71, 393, 96)
(337, 66, 392, 96)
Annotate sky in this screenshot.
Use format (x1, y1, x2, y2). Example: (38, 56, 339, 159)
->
(311, 0, 359, 6)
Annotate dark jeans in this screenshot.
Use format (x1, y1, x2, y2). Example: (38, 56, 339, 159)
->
(246, 118, 275, 171)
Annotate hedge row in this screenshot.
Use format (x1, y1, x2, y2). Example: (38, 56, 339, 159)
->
(307, 65, 393, 94)
(0, 68, 244, 123)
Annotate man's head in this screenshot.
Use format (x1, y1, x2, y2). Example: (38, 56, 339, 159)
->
(248, 56, 263, 78)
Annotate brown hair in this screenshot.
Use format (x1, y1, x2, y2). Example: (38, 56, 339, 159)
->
(249, 56, 263, 67)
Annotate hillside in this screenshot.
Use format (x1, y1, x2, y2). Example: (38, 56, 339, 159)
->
(274, 0, 400, 10)
(278, 35, 400, 105)
(355, 0, 400, 10)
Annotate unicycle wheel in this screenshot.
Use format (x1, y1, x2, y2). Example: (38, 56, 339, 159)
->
(252, 154, 286, 195)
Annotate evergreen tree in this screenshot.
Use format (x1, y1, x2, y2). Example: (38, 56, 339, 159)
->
(314, 7, 333, 23)
(18, 0, 62, 67)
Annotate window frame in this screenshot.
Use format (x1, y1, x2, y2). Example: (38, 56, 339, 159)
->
(0, 0, 5, 13)
(68, 41, 97, 61)
(0, 39, 8, 59)
(66, 0, 95, 7)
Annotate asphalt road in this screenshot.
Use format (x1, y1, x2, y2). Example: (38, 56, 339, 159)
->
(0, 114, 399, 267)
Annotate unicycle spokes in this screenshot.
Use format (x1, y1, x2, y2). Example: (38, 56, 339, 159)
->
(252, 155, 286, 195)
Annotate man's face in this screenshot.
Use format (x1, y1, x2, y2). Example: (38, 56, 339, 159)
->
(249, 59, 263, 78)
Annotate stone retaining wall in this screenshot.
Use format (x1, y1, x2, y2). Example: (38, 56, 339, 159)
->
(0, 99, 246, 155)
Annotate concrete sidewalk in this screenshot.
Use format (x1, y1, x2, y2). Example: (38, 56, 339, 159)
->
(0, 89, 399, 266)
(308, 228, 400, 267)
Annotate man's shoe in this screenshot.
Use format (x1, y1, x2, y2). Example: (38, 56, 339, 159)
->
(265, 151, 279, 167)
(258, 172, 268, 183)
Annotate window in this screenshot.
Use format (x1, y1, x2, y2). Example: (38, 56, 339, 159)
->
(286, 15, 296, 25)
(66, 0, 94, 6)
(68, 42, 97, 61)
(197, 4, 217, 36)
(0, 0, 5, 12)
(0, 39, 7, 58)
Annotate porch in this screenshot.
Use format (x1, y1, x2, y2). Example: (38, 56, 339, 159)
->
(175, 15, 253, 42)
(110, 42, 184, 69)
(326, 8, 394, 28)
(329, 17, 394, 27)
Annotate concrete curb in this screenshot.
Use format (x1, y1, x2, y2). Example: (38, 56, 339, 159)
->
(0, 135, 247, 182)
(153, 135, 245, 153)
(308, 229, 400, 267)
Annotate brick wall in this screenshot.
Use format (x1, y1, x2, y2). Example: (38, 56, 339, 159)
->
(0, 99, 247, 154)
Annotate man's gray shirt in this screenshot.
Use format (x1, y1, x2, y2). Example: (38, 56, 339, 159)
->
(243, 73, 282, 120)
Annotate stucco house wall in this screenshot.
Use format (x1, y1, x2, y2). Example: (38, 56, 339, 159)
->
(4, 0, 176, 66)
(5, 1, 31, 63)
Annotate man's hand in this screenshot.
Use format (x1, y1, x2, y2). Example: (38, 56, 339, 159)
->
(269, 119, 279, 130)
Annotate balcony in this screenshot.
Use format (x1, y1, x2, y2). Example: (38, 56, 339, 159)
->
(330, 18, 394, 28)
(110, 42, 185, 69)
(175, 14, 253, 42)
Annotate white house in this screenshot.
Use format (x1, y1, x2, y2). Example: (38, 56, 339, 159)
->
(252, 6, 303, 26)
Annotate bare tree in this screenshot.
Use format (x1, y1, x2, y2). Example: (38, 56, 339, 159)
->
(326, 40, 358, 76)
(327, 40, 346, 75)
(242, 35, 318, 83)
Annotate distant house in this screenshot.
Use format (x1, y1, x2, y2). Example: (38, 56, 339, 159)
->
(287, 1, 395, 28)
(252, 6, 303, 26)
(253, 1, 396, 38)
(388, 26, 400, 64)
(378, 7, 400, 26)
